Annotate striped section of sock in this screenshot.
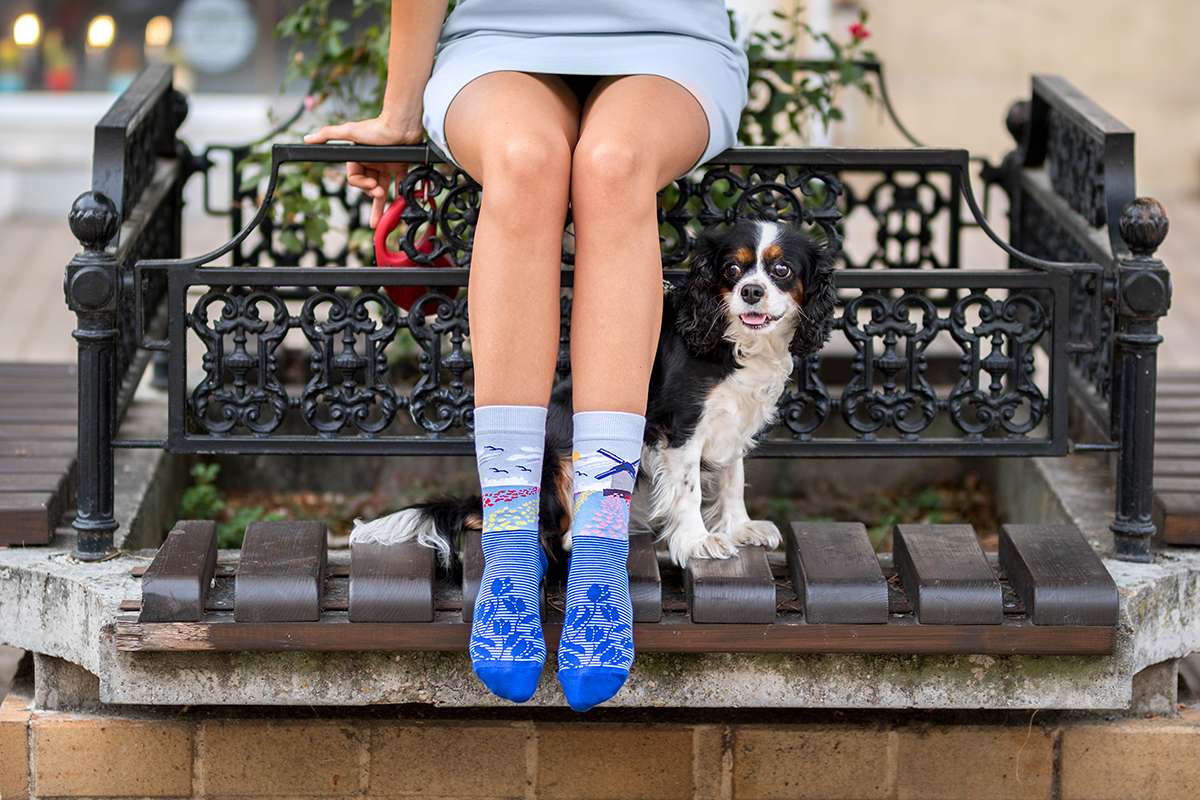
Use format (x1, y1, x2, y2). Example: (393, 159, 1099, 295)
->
(557, 410, 644, 712)
(469, 405, 548, 704)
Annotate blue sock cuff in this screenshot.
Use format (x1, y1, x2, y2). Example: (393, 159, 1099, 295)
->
(572, 411, 645, 446)
(475, 405, 548, 436)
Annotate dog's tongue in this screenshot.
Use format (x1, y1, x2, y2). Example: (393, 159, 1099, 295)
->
(741, 312, 768, 326)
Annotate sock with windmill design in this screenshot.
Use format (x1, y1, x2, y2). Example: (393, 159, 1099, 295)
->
(469, 404, 548, 703)
(557, 410, 644, 712)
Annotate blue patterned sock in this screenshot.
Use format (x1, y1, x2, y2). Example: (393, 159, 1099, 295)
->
(557, 410, 644, 712)
(470, 404, 548, 703)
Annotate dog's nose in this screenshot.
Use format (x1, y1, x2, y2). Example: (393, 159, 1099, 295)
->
(740, 283, 765, 304)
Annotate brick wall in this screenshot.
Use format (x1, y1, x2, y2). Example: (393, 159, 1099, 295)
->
(2, 693, 1198, 799)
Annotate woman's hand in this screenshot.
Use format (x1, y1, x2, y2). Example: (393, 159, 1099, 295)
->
(304, 113, 425, 227)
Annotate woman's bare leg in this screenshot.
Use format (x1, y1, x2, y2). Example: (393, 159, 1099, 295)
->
(568, 76, 709, 413)
(444, 71, 582, 407)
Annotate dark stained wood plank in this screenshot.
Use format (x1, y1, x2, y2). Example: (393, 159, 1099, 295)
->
(893, 525, 1003, 625)
(0, 425, 75, 441)
(0, 491, 59, 545)
(628, 534, 662, 623)
(788, 521, 888, 624)
(0, 441, 76, 457)
(234, 520, 327, 623)
(461, 528, 483, 623)
(0, 456, 75, 475)
(349, 541, 435, 623)
(686, 546, 775, 624)
(998, 524, 1118, 626)
(1154, 493, 1200, 546)
(140, 521, 218, 622)
(112, 614, 1115, 655)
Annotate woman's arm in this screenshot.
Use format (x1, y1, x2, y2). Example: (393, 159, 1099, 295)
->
(305, 0, 450, 227)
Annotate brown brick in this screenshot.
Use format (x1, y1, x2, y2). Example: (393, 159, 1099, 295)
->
(32, 712, 192, 797)
(198, 720, 362, 797)
(692, 725, 727, 800)
(895, 724, 1053, 800)
(368, 722, 528, 798)
(536, 724, 693, 800)
(1061, 709, 1200, 800)
(733, 725, 892, 800)
(0, 693, 31, 800)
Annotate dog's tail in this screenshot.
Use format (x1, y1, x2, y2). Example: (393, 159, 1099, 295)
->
(349, 446, 575, 569)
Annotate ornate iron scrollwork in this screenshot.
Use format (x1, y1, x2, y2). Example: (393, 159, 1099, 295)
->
(299, 290, 400, 434)
(839, 291, 940, 437)
(947, 292, 1048, 436)
(189, 289, 290, 434)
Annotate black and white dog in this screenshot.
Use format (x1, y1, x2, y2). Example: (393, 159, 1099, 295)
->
(352, 218, 836, 567)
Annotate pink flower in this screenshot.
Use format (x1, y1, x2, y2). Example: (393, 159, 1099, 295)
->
(849, 22, 870, 41)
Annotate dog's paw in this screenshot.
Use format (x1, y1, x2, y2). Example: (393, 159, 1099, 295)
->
(561, 528, 573, 553)
(668, 528, 739, 567)
(731, 519, 782, 550)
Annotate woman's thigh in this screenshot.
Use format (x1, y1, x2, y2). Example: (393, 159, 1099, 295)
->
(443, 71, 584, 185)
(573, 74, 709, 191)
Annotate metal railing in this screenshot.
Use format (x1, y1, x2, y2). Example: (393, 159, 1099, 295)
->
(64, 65, 1170, 563)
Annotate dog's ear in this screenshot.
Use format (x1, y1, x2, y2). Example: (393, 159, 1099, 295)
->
(675, 228, 728, 355)
(789, 237, 837, 359)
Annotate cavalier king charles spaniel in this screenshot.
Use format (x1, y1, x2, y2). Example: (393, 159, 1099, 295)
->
(352, 217, 836, 567)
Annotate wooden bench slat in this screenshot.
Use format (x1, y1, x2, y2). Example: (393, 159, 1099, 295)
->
(349, 541, 436, 623)
(1154, 492, 1200, 546)
(0, 456, 75, 475)
(893, 525, 1003, 625)
(0, 409, 77, 424)
(0, 363, 76, 378)
(234, 521, 327, 622)
(788, 521, 888, 624)
(685, 546, 775, 624)
(1154, 443, 1200, 460)
(461, 529, 483, 623)
(0, 473, 68, 496)
(628, 534, 662, 623)
(998, 524, 1118, 626)
(0, 441, 76, 458)
(140, 521, 218, 622)
(0, 491, 59, 545)
(1154, 460, 1200, 478)
(1151, 477, 1200, 493)
(0, 425, 76, 441)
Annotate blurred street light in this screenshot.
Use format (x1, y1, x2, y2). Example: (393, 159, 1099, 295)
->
(86, 15, 115, 50)
(13, 12, 41, 48)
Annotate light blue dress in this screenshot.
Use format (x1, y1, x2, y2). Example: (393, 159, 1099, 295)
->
(421, 0, 750, 179)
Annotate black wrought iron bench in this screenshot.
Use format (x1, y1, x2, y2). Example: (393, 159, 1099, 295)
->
(61, 64, 1171, 656)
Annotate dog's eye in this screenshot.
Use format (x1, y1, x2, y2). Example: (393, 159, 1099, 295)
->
(770, 262, 793, 279)
(722, 263, 743, 282)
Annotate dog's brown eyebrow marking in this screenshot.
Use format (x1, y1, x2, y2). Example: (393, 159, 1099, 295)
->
(734, 247, 754, 265)
(763, 243, 783, 262)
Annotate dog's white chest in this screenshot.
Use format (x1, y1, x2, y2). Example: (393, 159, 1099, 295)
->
(693, 351, 792, 466)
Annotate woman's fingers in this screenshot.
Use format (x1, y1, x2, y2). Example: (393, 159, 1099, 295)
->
(371, 192, 387, 229)
(303, 122, 360, 144)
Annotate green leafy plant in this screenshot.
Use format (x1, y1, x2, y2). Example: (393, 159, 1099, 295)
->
(177, 462, 285, 548)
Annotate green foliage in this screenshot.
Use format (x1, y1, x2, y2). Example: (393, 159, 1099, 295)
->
(177, 462, 285, 549)
(735, 3, 877, 143)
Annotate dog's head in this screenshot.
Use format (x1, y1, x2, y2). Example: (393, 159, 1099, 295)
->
(675, 218, 836, 359)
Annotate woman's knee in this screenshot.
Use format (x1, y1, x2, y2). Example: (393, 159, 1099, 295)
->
(480, 131, 573, 201)
(570, 135, 654, 208)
